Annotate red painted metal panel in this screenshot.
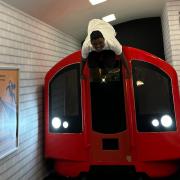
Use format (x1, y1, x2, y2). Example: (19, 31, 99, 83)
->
(44, 46, 180, 178)
(44, 51, 89, 162)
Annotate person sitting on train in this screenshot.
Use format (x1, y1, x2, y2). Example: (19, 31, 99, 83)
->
(80, 18, 131, 80)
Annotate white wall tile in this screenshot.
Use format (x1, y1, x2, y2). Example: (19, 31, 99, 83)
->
(162, 0, 180, 88)
(0, 0, 80, 180)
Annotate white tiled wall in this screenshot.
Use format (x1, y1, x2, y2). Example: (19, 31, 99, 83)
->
(1, 0, 180, 179)
(0, 1, 80, 180)
(161, 0, 180, 88)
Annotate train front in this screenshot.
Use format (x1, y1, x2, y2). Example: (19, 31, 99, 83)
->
(44, 47, 180, 178)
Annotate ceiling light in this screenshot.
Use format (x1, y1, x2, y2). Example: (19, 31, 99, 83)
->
(102, 14, 116, 22)
(89, 0, 107, 5)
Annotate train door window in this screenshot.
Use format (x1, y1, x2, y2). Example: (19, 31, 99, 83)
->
(90, 63, 126, 134)
(132, 61, 176, 132)
(49, 64, 82, 133)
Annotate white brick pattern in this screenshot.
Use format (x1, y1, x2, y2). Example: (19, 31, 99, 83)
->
(162, 0, 180, 88)
(0, 1, 80, 180)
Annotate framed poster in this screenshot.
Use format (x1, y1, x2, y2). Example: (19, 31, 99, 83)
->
(0, 68, 19, 159)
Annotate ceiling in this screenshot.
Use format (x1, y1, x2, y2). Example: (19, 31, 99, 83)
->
(2, 0, 168, 41)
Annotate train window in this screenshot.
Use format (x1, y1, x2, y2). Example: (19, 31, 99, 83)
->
(90, 63, 126, 134)
(132, 61, 176, 132)
(49, 64, 82, 133)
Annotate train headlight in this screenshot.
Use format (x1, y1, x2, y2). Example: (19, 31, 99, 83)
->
(63, 121, 69, 128)
(151, 119, 159, 127)
(160, 115, 172, 128)
(52, 117, 61, 129)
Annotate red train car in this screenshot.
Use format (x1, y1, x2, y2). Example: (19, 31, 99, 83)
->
(44, 46, 180, 178)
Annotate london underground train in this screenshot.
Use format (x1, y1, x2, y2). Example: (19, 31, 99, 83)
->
(44, 46, 180, 178)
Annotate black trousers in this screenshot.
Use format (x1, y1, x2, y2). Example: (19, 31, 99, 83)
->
(87, 50, 116, 69)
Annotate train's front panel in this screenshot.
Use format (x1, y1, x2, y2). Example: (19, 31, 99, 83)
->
(87, 65, 131, 164)
(44, 53, 89, 165)
(124, 47, 180, 177)
(128, 51, 180, 161)
(44, 47, 180, 178)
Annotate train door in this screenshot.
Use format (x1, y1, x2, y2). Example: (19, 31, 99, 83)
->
(88, 65, 131, 163)
(46, 63, 89, 162)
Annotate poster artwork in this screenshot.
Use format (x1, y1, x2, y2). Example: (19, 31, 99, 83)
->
(0, 69, 18, 159)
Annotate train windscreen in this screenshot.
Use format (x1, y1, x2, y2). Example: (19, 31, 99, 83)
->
(132, 60, 176, 132)
(90, 64, 126, 134)
(49, 64, 82, 133)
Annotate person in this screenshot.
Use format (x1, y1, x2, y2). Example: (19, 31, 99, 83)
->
(80, 19, 131, 80)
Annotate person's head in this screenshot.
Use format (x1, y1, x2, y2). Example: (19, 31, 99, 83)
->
(90, 31, 105, 52)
